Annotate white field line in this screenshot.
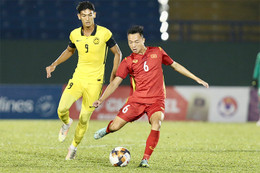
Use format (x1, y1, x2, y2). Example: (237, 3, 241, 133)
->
(43, 143, 145, 149)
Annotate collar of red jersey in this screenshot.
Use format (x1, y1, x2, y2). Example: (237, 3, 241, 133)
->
(132, 46, 150, 57)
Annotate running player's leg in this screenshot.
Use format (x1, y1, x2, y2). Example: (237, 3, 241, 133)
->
(108, 116, 128, 132)
(67, 82, 102, 159)
(150, 111, 164, 131)
(57, 92, 75, 142)
(139, 111, 164, 167)
(58, 79, 81, 124)
(140, 102, 165, 167)
(72, 107, 93, 145)
(94, 102, 145, 139)
(66, 105, 93, 160)
(94, 115, 128, 140)
(57, 92, 75, 124)
(57, 79, 82, 143)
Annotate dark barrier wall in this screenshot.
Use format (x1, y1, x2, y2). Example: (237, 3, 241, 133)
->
(0, 40, 259, 86)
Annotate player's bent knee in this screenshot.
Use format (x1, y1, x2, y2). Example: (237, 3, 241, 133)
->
(57, 105, 69, 115)
(151, 119, 161, 126)
(79, 116, 88, 125)
(150, 113, 163, 130)
(151, 121, 161, 131)
(150, 112, 164, 123)
(79, 115, 90, 125)
(79, 111, 93, 125)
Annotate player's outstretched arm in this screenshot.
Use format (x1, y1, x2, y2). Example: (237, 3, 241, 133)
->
(109, 44, 122, 82)
(46, 46, 76, 78)
(93, 77, 123, 108)
(170, 61, 209, 88)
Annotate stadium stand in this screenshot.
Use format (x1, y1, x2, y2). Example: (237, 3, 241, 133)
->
(1, 0, 259, 42)
(0, 0, 161, 40)
(169, 0, 260, 42)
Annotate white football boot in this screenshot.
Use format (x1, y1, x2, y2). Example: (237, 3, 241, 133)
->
(94, 127, 107, 140)
(58, 118, 73, 142)
(65, 145, 77, 160)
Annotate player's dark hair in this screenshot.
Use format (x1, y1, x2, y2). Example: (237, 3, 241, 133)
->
(127, 25, 144, 37)
(76, 1, 95, 13)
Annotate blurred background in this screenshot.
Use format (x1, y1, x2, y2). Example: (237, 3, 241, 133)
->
(1, 0, 259, 86)
(0, 0, 259, 121)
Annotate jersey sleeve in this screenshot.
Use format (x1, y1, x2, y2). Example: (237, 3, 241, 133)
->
(116, 59, 129, 79)
(105, 29, 116, 48)
(68, 32, 76, 48)
(159, 47, 174, 65)
(106, 36, 116, 48)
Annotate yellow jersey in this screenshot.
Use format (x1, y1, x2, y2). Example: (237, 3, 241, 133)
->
(69, 24, 116, 83)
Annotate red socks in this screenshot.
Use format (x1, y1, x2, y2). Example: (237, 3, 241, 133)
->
(106, 120, 113, 133)
(142, 130, 160, 161)
(106, 121, 160, 161)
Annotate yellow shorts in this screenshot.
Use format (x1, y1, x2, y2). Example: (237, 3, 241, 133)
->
(63, 78, 103, 111)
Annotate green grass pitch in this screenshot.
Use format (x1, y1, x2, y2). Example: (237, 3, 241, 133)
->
(0, 120, 259, 172)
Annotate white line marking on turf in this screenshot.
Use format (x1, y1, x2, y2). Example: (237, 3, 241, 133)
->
(80, 143, 144, 149)
(42, 143, 144, 149)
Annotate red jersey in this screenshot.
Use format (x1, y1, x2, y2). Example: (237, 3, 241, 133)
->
(116, 47, 174, 104)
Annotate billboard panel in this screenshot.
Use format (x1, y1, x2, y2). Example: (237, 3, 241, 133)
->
(70, 86, 189, 121)
(0, 85, 62, 119)
(175, 86, 250, 122)
(0, 85, 250, 122)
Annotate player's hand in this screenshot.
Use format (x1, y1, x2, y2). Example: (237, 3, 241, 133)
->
(197, 79, 209, 88)
(252, 80, 258, 88)
(46, 65, 56, 78)
(93, 100, 102, 108)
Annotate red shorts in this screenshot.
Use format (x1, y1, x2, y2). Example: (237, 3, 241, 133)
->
(117, 101, 165, 122)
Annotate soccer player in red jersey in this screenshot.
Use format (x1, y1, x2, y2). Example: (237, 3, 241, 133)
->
(93, 25, 209, 167)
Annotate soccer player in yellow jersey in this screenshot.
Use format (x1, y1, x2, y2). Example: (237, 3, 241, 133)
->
(45, 1, 122, 160)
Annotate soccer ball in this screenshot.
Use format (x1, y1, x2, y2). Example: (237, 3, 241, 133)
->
(109, 147, 131, 167)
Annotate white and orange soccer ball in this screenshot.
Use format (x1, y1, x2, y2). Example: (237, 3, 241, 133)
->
(109, 147, 131, 167)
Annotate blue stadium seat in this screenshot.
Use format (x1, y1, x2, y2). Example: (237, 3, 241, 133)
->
(1, 0, 160, 40)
